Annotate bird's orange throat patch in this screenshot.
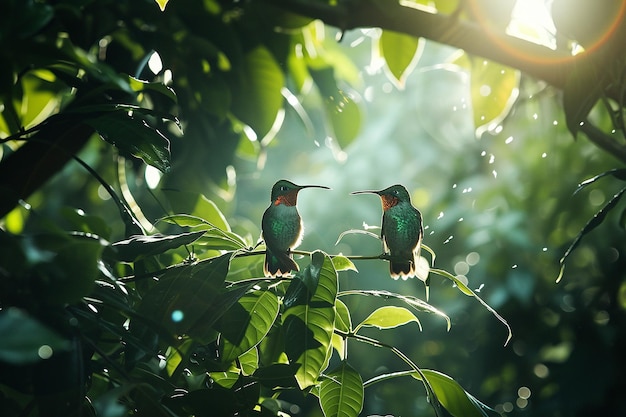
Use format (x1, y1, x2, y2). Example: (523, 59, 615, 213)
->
(381, 195, 399, 211)
(274, 190, 298, 206)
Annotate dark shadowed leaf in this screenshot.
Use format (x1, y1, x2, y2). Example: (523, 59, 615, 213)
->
(0, 308, 70, 365)
(85, 112, 171, 172)
(216, 290, 280, 363)
(111, 230, 206, 262)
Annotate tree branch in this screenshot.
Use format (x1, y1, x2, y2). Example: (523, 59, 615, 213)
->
(265, 0, 571, 84)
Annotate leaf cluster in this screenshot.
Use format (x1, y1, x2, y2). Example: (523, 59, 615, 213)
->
(0, 187, 509, 417)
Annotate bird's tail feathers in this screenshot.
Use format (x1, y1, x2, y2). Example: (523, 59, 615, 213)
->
(264, 249, 299, 277)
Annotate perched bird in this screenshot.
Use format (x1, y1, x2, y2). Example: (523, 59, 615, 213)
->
(262, 179, 329, 277)
(352, 184, 423, 279)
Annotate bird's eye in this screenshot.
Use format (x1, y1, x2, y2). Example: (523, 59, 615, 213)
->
(280, 186, 288, 191)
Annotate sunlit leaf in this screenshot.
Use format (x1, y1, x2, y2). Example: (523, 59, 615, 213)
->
(283, 251, 337, 389)
(161, 191, 232, 232)
(154, 0, 169, 11)
(310, 67, 362, 149)
(414, 369, 500, 417)
(469, 58, 519, 136)
(239, 346, 259, 376)
(319, 361, 364, 417)
(158, 214, 248, 250)
(217, 290, 280, 363)
(128, 76, 177, 102)
(331, 299, 351, 360)
(334, 299, 352, 333)
(379, 30, 422, 89)
(210, 368, 240, 389)
(338, 289, 450, 330)
(355, 306, 421, 333)
(332, 255, 357, 272)
(433, 0, 460, 14)
(231, 45, 285, 139)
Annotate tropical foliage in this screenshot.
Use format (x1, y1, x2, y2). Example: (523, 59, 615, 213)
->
(2, 0, 626, 416)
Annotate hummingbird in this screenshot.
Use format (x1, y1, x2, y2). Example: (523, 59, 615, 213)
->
(351, 184, 423, 280)
(262, 179, 330, 277)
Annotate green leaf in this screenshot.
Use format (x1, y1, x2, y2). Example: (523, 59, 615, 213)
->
(319, 361, 364, 417)
(217, 290, 280, 363)
(574, 168, 626, 194)
(334, 299, 352, 333)
(338, 289, 450, 330)
(283, 251, 338, 389)
(413, 370, 500, 417)
(331, 255, 358, 272)
(380, 30, 422, 89)
(239, 347, 259, 376)
(310, 67, 361, 149)
(558, 186, 626, 282)
(154, 0, 169, 11)
(0, 308, 71, 365)
(209, 371, 240, 389)
(431, 268, 512, 345)
(60, 207, 112, 239)
(85, 112, 171, 172)
(137, 253, 232, 339)
(469, 59, 520, 135)
(128, 76, 177, 103)
(253, 363, 301, 389)
(231, 45, 285, 139)
(158, 214, 247, 250)
(31, 232, 107, 304)
(331, 300, 351, 360)
(161, 191, 232, 232)
(355, 306, 421, 333)
(111, 231, 205, 262)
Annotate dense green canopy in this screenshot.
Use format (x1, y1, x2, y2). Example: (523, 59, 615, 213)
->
(1, 1, 626, 416)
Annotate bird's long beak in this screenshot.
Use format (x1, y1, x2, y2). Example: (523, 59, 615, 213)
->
(299, 185, 331, 190)
(350, 189, 381, 195)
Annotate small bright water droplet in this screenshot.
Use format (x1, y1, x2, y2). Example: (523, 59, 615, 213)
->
(437, 212, 444, 220)
(171, 310, 184, 323)
(481, 150, 487, 156)
(489, 154, 495, 164)
(542, 247, 547, 252)
(38, 345, 53, 360)
(512, 264, 518, 269)
(476, 283, 485, 292)
(533, 113, 538, 120)
(505, 136, 514, 144)
(553, 120, 558, 126)
(541, 152, 547, 158)
(458, 217, 464, 222)
(452, 183, 457, 189)
(492, 170, 498, 178)
(443, 235, 454, 244)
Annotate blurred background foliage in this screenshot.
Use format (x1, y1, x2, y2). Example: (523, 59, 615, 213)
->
(1, 0, 626, 416)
